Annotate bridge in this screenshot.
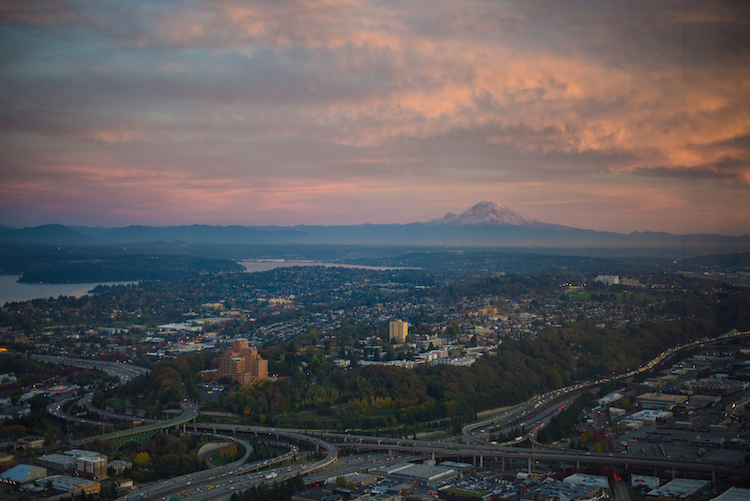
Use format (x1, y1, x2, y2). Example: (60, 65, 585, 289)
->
(70, 400, 200, 450)
(317, 431, 748, 484)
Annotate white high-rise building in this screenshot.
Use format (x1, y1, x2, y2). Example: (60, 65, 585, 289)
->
(595, 275, 619, 286)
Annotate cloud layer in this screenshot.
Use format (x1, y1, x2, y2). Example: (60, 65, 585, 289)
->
(1, 0, 749, 234)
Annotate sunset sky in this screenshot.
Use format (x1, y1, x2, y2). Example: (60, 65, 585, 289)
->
(1, 0, 749, 235)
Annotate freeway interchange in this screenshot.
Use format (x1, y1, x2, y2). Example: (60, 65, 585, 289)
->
(116, 425, 337, 501)
(44, 330, 749, 499)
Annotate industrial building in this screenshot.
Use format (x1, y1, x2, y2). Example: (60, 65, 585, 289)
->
(37, 475, 101, 497)
(562, 474, 610, 490)
(627, 409, 674, 425)
(636, 393, 687, 410)
(375, 462, 458, 486)
(521, 478, 608, 501)
(0, 464, 47, 484)
(37, 453, 77, 472)
(646, 479, 710, 501)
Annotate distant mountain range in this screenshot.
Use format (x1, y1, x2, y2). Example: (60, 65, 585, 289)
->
(1, 201, 749, 255)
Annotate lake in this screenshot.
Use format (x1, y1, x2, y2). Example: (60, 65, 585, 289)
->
(0, 275, 135, 306)
(0, 260, 411, 305)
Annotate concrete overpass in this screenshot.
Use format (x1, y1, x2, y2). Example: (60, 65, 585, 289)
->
(323, 433, 747, 484)
(70, 400, 200, 450)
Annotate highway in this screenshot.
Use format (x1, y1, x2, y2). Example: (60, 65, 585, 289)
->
(47, 395, 102, 426)
(462, 329, 750, 445)
(33, 355, 150, 384)
(43, 357, 154, 427)
(118, 426, 337, 501)
(40, 329, 749, 500)
(120, 433, 256, 501)
(133, 422, 744, 500)
(318, 432, 748, 477)
(70, 399, 200, 448)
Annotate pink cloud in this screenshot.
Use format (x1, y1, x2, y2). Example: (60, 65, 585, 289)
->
(1, 0, 749, 232)
(91, 130, 141, 144)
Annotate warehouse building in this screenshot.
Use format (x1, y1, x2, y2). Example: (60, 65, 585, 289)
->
(0, 464, 48, 484)
(636, 393, 687, 410)
(522, 479, 608, 501)
(646, 479, 710, 501)
(375, 462, 458, 486)
(627, 409, 673, 426)
(563, 474, 610, 490)
(37, 475, 101, 497)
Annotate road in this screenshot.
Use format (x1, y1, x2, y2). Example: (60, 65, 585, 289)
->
(41, 331, 750, 499)
(613, 480, 632, 501)
(65, 399, 200, 448)
(33, 355, 150, 384)
(462, 329, 750, 446)
(118, 427, 337, 501)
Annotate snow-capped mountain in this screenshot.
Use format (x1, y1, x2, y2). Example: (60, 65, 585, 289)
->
(428, 201, 544, 226)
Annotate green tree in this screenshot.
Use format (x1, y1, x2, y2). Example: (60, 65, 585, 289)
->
(335, 476, 349, 488)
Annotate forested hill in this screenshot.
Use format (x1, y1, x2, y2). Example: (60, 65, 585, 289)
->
(221, 312, 746, 432)
(114, 310, 745, 434)
(0, 245, 243, 283)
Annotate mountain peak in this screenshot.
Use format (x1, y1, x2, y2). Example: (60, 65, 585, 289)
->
(428, 201, 540, 226)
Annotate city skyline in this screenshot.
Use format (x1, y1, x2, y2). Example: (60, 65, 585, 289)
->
(1, 1, 750, 236)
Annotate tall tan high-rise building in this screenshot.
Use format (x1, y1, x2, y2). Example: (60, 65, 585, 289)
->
(389, 320, 408, 343)
(218, 339, 268, 384)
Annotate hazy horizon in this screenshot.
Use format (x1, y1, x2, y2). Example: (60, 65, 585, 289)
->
(2, 199, 750, 239)
(2, 1, 749, 236)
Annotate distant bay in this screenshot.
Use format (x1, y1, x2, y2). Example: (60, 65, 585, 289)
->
(0, 275, 134, 306)
(0, 261, 412, 305)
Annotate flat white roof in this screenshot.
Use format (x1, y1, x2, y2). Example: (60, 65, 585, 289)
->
(563, 473, 610, 489)
(63, 449, 100, 458)
(648, 478, 711, 498)
(39, 454, 77, 466)
(630, 409, 672, 419)
(42, 474, 99, 492)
